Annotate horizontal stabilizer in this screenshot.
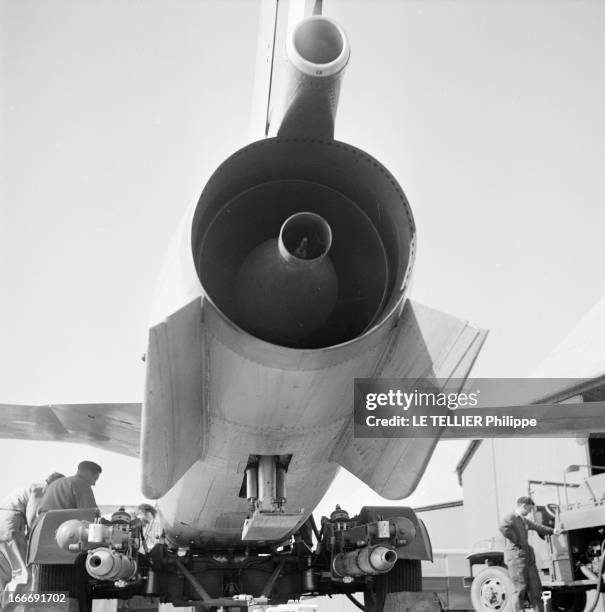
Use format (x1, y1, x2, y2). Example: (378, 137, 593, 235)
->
(0, 402, 140, 456)
(332, 299, 487, 499)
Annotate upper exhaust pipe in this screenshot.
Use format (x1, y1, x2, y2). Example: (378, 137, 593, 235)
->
(278, 16, 350, 139)
(287, 16, 349, 76)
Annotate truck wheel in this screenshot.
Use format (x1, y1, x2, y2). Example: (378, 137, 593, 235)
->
(471, 566, 515, 612)
(364, 559, 422, 612)
(550, 591, 587, 612)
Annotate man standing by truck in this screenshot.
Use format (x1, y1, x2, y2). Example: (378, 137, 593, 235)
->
(499, 496, 557, 612)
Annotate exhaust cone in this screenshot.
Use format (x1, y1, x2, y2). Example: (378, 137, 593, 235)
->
(235, 213, 338, 345)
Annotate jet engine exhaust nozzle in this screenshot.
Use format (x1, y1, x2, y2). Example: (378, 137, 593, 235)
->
(192, 19, 414, 350)
(235, 212, 338, 346)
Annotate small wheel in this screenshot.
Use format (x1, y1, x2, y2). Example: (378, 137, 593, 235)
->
(364, 559, 422, 612)
(550, 591, 587, 612)
(470, 566, 515, 612)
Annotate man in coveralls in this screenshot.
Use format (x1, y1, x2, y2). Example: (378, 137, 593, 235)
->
(499, 496, 557, 612)
(0, 473, 64, 599)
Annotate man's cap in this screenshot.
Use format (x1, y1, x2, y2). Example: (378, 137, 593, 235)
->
(46, 472, 65, 484)
(516, 496, 535, 506)
(78, 460, 102, 474)
(137, 503, 157, 517)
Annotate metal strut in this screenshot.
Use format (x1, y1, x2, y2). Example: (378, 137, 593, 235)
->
(174, 558, 212, 602)
(246, 455, 287, 512)
(261, 558, 286, 599)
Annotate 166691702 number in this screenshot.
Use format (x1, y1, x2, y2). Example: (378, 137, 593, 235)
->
(6, 592, 68, 605)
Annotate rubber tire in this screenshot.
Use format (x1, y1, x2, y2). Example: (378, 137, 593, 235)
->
(470, 566, 515, 612)
(364, 559, 422, 612)
(550, 591, 587, 612)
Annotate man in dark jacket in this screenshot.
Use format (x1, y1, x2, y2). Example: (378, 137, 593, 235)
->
(499, 496, 557, 612)
(39, 461, 102, 512)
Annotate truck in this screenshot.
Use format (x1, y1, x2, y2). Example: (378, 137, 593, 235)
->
(468, 466, 605, 612)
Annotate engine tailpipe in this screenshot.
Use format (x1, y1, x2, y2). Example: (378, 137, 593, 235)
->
(333, 545, 398, 577)
(278, 16, 350, 139)
(235, 212, 338, 345)
(86, 548, 137, 581)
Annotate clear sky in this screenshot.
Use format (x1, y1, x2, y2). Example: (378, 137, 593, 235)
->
(1, 0, 604, 518)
